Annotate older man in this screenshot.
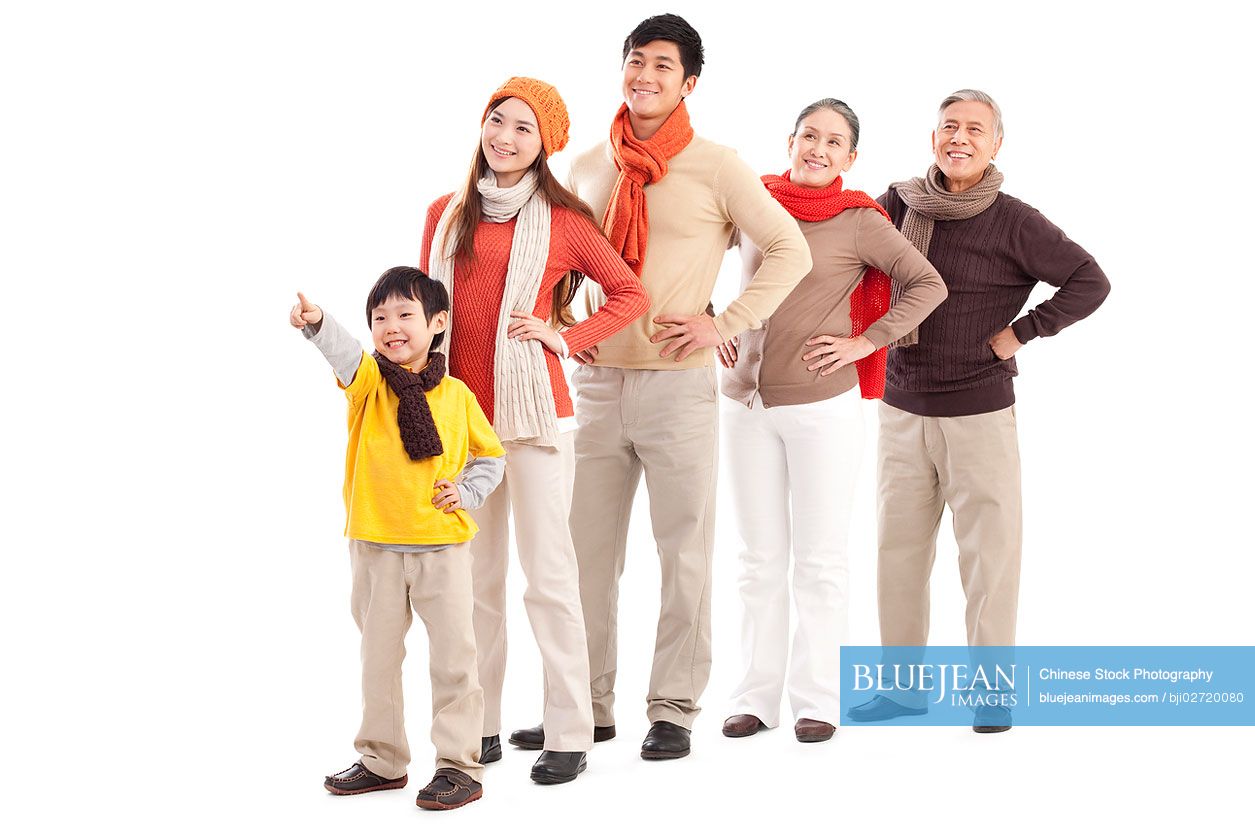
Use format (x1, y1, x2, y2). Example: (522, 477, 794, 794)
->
(849, 90, 1110, 732)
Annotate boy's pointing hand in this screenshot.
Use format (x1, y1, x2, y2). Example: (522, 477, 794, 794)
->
(290, 292, 323, 329)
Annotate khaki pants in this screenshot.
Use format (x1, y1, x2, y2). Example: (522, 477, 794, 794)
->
(570, 364, 718, 729)
(349, 540, 483, 781)
(470, 435, 595, 752)
(876, 402, 1023, 654)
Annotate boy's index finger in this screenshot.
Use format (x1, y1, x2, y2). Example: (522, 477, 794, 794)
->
(298, 291, 312, 309)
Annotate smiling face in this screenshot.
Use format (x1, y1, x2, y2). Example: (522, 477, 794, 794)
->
(370, 294, 448, 368)
(788, 108, 858, 189)
(621, 39, 696, 138)
(481, 97, 544, 188)
(932, 100, 1003, 193)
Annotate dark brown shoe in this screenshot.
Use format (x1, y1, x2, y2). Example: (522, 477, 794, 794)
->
(794, 718, 836, 743)
(640, 720, 690, 760)
(414, 768, 482, 811)
(722, 714, 765, 738)
(509, 723, 616, 750)
(324, 762, 408, 795)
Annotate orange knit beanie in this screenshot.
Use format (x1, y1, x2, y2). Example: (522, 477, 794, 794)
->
(482, 77, 570, 157)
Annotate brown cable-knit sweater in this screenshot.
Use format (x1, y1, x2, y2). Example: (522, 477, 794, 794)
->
(880, 188, 1111, 417)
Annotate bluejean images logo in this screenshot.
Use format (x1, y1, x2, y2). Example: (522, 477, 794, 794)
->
(840, 646, 1255, 726)
(851, 662, 1017, 708)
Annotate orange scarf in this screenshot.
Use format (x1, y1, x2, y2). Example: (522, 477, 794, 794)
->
(761, 172, 892, 399)
(602, 101, 694, 276)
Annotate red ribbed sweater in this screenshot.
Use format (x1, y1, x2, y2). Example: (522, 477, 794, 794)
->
(421, 194, 649, 424)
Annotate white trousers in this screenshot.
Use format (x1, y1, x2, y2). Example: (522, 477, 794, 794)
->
(724, 391, 864, 727)
(470, 433, 595, 752)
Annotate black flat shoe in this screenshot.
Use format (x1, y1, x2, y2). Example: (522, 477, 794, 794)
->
(529, 751, 588, 785)
(640, 720, 690, 760)
(480, 734, 502, 764)
(509, 723, 617, 750)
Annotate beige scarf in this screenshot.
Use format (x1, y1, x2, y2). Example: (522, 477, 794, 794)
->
(429, 169, 560, 447)
(889, 163, 1004, 345)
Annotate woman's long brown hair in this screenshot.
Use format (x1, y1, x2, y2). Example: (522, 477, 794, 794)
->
(444, 100, 606, 327)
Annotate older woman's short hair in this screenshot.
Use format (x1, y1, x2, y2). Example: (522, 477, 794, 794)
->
(792, 98, 862, 150)
(938, 89, 1003, 140)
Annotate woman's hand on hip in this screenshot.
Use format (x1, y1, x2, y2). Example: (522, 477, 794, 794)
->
(802, 334, 875, 376)
(508, 311, 565, 356)
(716, 336, 739, 369)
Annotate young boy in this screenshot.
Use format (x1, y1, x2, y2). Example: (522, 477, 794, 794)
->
(291, 266, 506, 811)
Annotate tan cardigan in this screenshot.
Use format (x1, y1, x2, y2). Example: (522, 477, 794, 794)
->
(722, 208, 947, 408)
(568, 135, 811, 370)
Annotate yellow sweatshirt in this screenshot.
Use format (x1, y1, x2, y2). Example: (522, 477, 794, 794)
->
(340, 353, 505, 545)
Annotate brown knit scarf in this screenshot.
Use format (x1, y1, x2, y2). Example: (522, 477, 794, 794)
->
(372, 351, 446, 460)
(890, 163, 1004, 345)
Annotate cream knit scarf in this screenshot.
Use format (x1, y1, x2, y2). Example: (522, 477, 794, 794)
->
(429, 168, 560, 447)
(889, 163, 1004, 345)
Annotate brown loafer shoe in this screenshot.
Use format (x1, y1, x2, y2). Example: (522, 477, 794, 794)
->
(324, 762, 408, 795)
(794, 718, 836, 743)
(415, 768, 483, 811)
(722, 714, 765, 738)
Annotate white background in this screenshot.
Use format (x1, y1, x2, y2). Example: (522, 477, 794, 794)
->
(3, 0, 1252, 832)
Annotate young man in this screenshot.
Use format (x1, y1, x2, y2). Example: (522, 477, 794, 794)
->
(507, 13, 811, 759)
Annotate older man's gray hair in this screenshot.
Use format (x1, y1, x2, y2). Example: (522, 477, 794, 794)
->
(938, 89, 1004, 140)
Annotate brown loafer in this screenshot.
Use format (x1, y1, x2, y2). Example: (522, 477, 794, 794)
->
(415, 768, 483, 811)
(324, 762, 408, 795)
(794, 718, 836, 743)
(722, 714, 765, 738)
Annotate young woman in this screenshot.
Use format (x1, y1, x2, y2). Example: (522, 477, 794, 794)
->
(716, 99, 947, 743)
(420, 77, 648, 785)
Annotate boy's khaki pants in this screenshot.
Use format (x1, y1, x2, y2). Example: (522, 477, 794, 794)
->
(349, 540, 484, 781)
(568, 365, 719, 729)
(470, 434, 595, 752)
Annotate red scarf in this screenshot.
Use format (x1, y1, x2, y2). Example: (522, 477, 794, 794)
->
(602, 101, 694, 276)
(761, 172, 892, 399)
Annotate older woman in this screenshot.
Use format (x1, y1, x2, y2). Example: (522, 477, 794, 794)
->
(717, 99, 947, 743)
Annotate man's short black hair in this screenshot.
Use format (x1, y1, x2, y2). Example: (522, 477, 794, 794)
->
(622, 13, 704, 79)
(365, 266, 449, 350)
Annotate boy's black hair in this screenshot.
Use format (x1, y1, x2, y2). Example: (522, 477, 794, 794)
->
(365, 266, 449, 350)
(622, 13, 704, 79)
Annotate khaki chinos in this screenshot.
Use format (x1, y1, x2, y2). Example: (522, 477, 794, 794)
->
(876, 402, 1023, 670)
(349, 540, 484, 781)
(569, 364, 719, 729)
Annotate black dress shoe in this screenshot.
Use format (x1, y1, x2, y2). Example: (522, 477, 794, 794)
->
(529, 751, 588, 785)
(509, 723, 617, 750)
(324, 761, 408, 795)
(640, 720, 690, 760)
(480, 735, 502, 764)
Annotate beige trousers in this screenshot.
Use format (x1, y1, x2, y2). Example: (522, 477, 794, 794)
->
(350, 540, 484, 781)
(569, 364, 718, 729)
(876, 402, 1023, 652)
(470, 434, 595, 752)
